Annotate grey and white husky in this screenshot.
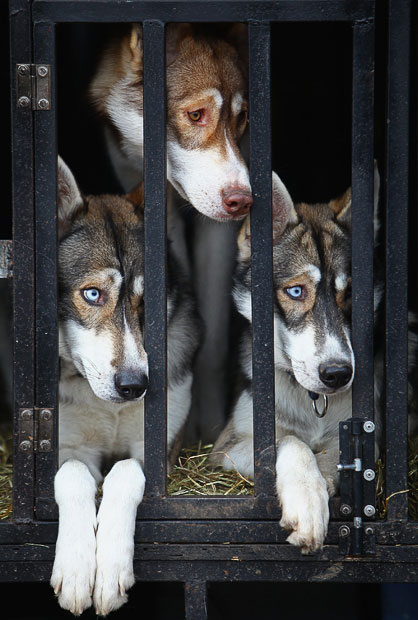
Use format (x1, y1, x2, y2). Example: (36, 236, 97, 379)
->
(211, 171, 383, 554)
(51, 157, 200, 616)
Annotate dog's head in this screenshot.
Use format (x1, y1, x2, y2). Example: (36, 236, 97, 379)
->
(58, 157, 149, 403)
(235, 170, 379, 396)
(90, 24, 252, 221)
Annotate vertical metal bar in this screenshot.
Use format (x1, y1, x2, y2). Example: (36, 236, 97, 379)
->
(351, 19, 375, 423)
(384, 0, 411, 522)
(184, 581, 208, 620)
(248, 22, 276, 498)
(33, 20, 58, 506)
(10, 0, 36, 522)
(143, 20, 167, 497)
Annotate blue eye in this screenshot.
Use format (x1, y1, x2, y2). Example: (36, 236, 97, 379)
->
(83, 288, 101, 304)
(286, 285, 304, 300)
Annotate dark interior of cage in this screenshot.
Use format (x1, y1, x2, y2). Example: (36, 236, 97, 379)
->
(1, 18, 417, 520)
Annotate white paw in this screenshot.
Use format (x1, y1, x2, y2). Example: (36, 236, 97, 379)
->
(93, 550, 135, 617)
(279, 472, 329, 554)
(51, 527, 96, 615)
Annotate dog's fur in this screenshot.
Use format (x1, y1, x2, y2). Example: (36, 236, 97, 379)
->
(89, 23, 252, 442)
(51, 158, 199, 616)
(210, 170, 387, 553)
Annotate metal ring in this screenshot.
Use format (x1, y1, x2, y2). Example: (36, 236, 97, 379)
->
(312, 394, 328, 418)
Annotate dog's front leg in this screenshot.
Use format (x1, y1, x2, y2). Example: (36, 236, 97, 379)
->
(93, 458, 145, 616)
(276, 436, 329, 554)
(51, 459, 98, 615)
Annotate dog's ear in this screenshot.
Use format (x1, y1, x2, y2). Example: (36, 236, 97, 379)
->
(238, 172, 297, 260)
(129, 24, 143, 74)
(57, 156, 84, 239)
(166, 23, 194, 66)
(223, 23, 248, 66)
(272, 171, 298, 243)
(331, 161, 380, 239)
(125, 183, 144, 211)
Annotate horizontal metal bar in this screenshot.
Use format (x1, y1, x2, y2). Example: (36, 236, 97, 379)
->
(33, 0, 375, 23)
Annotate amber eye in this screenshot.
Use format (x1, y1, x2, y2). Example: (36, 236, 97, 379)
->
(188, 110, 202, 122)
(238, 110, 248, 126)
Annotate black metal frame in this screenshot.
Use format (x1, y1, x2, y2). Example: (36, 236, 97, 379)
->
(3, 0, 417, 617)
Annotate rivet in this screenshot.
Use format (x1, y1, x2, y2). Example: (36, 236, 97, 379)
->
(340, 503, 352, 516)
(18, 96, 30, 108)
(363, 421, 375, 433)
(364, 504, 376, 517)
(364, 469, 375, 481)
(20, 409, 32, 420)
(19, 440, 32, 452)
(339, 525, 350, 537)
(39, 439, 51, 451)
(40, 409, 51, 421)
(365, 527, 374, 536)
(37, 98, 49, 109)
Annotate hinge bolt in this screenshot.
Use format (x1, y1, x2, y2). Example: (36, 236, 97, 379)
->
(363, 421, 375, 433)
(340, 503, 352, 516)
(364, 469, 375, 481)
(19, 440, 32, 452)
(339, 525, 350, 537)
(40, 409, 52, 421)
(37, 65, 49, 77)
(364, 504, 376, 517)
(20, 409, 32, 420)
(18, 96, 30, 109)
(39, 439, 51, 452)
(38, 98, 49, 110)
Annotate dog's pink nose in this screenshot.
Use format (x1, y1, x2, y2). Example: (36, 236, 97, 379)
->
(221, 188, 253, 217)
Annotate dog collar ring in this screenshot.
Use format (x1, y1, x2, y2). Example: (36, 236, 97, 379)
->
(308, 391, 328, 418)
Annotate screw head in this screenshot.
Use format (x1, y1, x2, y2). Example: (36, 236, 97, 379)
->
(340, 503, 352, 516)
(363, 421, 375, 433)
(40, 409, 51, 421)
(18, 96, 30, 108)
(364, 469, 375, 481)
(17, 64, 29, 76)
(365, 526, 374, 536)
(37, 65, 48, 77)
(37, 98, 49, 110)
(20, 409, 32, 420)
(19, 440, 32, 452)
(39, 439, 51, 452)
(364, 504, 376, 517)
(339, 525, 350, 537)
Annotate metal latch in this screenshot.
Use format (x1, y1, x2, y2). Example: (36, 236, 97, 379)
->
(16, 64, 51, 110)
(337, 417, 376, 556)
(18, 408, 54, 453)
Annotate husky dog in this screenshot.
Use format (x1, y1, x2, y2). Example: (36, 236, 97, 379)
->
(89, 23, 252, 442)
(51, 157, 199, 616)
(210, 171, 384, 554)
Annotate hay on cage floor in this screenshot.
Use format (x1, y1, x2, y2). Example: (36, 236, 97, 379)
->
(1, 434, 418, 519)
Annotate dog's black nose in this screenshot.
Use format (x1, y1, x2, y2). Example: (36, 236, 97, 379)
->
(115, 371, 148, 400)
(319, 363, 352, 389)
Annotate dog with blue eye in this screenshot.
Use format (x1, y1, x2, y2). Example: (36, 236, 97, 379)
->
(210, 168, 417, 553)
(51, 157, 200, 616)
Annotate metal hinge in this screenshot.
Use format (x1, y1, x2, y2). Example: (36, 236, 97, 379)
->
(337, 417, 376, 556)
(18, 408, 54, 453)
(0, 241, 13, 278)
(16, 64, 51, 110)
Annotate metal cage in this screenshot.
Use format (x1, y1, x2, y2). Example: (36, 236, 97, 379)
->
(3, 0, 417, 617)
